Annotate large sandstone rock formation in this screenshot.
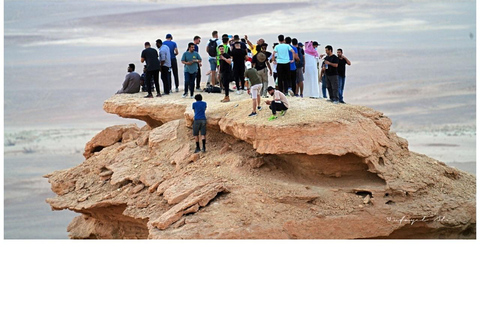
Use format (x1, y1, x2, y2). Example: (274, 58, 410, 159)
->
(45, 93, 476, 239)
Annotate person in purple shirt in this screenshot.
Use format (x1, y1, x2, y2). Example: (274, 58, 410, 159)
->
(164, 33, 179, 92)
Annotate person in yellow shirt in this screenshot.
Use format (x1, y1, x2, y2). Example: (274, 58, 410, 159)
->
(244, 35, 265, 56)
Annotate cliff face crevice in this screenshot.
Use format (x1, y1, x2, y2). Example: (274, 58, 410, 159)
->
(45, 93, 476, 239)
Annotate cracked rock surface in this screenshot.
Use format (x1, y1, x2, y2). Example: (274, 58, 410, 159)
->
(45, 93, 476, 239)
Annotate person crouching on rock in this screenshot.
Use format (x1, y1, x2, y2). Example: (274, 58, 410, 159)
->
(192, 94, 207, 153)
(265, 86, 289, 121)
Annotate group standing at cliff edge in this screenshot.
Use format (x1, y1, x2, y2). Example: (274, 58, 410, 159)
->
(116, 32, 351, 115)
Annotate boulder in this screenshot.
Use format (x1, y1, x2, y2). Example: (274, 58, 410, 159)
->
(45, 94, 476, 239)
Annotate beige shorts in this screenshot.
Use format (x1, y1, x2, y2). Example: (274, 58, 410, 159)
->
(250, 83, 262, 99)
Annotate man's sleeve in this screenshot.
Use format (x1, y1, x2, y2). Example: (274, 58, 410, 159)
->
(122, 74, 130, 90)
(274, 91, 281, 100)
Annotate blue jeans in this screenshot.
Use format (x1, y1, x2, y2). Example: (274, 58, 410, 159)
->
(184, 72, 197, 96)
(338, 76, 346, 102)
(321, 74, 327, 98)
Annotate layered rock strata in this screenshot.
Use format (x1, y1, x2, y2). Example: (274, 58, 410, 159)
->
(45, 93, 476, 239)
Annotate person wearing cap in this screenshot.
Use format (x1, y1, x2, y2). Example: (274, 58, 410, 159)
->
(156, 39, 171, 95)
(293, 39, 305, 97)
(116, 63, 141, 94)
(265, 86, 289, 121)
(337, 48, 351, 104)
(140, 42, 161, 98)
(164, 34, 179, 92)
(244, 62, 263, 116)
(252, 43, 272, 98)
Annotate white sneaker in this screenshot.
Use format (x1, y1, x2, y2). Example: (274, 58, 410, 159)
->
(182, 93, 187, 98)
(190, 95, 194, 99)
(287, 88, 294, 96)
(236, 90, 242, 95)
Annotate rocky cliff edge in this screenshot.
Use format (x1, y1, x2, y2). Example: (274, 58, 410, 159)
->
(45, 93, 476, 239)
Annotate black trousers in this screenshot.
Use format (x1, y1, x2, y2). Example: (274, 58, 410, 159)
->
(146, 69, 160, 95)
(221, 72, 230, 96)
(233, 64, 245, 90)
(196, 65, 201, 89)
(326, 75, 339, 101)
(277, 63, 290, 94)
(269, 101, 288, 115)
(289, 69, 297, 92)
(170, 58, 179, 90)
(161, 66, 171, 94)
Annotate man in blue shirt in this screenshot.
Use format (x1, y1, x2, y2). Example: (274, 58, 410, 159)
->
(164, 34, 179, 92)
(192, 94, 207, 153)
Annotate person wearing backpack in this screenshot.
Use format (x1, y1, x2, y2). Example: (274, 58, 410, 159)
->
(206, 31, 222, 87)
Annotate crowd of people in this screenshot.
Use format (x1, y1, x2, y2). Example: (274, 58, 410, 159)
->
(116, 32, 352, 148)
(117, 32, 351, 104)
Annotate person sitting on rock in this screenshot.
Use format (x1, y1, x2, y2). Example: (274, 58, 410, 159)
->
(116, 63, 141, 94)
(244, 61, 263, 117)
(265, 86, 289, 121)
(192, 94, 207, 153)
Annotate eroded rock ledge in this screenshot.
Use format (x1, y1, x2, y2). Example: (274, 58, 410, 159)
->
(45, 93, 476, 239)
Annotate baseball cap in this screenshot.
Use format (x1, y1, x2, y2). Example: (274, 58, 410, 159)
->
(298, 42, 304, 47)
(166, 34, 172, 39)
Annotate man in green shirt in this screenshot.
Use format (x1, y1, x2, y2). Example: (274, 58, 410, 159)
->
(181, 42, 202, 98)
(244, 62, 263, 117)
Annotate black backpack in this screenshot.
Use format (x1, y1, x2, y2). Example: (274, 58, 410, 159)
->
(204, 85, 221, 93)
(207, 39, 218, 57)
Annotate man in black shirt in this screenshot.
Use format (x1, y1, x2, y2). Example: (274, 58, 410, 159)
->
(218, 45, 232, 102)
(231, 41, 247, 94)
(337, 48, 351, 104)
(140, 42, 161, 98)
(324, 45, 339, 104)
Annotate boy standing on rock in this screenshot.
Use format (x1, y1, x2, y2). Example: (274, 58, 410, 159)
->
(265, 86, 289, 121)
(192, 94, 207, 153)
